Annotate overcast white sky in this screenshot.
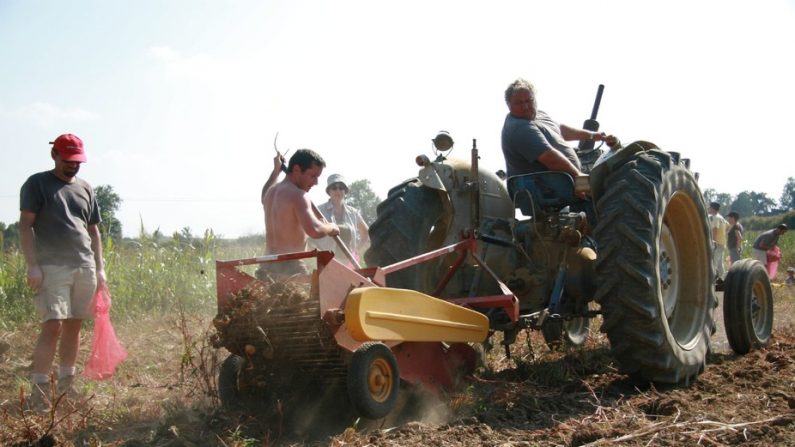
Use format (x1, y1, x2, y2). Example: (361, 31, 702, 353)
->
(1, 0, 793, 238)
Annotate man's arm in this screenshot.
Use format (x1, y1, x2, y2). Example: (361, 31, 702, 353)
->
(560, 124, 617, 145)
(88, 223, 106, 286)
(733, 227, 743, 252)
(261, 152, 285, 205)
(295, 195, 339, 239)
(355, 210, 370, 248)
(513, 124, 582, 177)
(537, 149, 583, 178)
(19, 210, 42, 291)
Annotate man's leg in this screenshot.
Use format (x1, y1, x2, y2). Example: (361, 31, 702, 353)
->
(752, 248, 767, 266)
(57, 319, 83, 395)
(58, 319, 83, 367)
(714, 245, 726, 278)
(30, 319, 63, 407)
(58, 266, 95, 396)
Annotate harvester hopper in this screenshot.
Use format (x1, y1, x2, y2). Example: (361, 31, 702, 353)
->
(214, 236, 517, 419)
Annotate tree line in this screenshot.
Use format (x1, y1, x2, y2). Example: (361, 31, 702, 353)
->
(4, 176, 792, 249)
(702, 176, 795, 219)
(1, 180, 381, 249)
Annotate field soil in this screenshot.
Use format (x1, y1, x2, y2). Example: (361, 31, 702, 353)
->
(2, 283, 795, 446)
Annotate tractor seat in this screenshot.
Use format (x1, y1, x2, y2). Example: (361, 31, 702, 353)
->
(507, 172, 577, 217)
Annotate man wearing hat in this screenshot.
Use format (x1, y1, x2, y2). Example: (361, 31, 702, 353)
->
(752, 224, 789, 269)
(19, 134, 106, 408)
(314, 174, 370, 264)
(707, 202, 729, 279)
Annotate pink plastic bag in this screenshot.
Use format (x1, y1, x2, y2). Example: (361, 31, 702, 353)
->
(83, 284, 127, 380)
(767, 246, 782, 279)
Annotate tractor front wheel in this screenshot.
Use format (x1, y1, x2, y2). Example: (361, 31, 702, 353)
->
(541, 317, 590, 350)
(723, 259, 774, 354)
(347, 342, 400, 419)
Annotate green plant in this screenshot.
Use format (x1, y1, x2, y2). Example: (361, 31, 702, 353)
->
(0, 249, 33, 327)
(0, 229, 263, 328)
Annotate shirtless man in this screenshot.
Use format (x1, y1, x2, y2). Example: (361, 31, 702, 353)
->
(259, 149, 339, 278)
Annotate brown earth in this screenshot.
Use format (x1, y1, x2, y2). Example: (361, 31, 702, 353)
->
(1, 284, 794, 446)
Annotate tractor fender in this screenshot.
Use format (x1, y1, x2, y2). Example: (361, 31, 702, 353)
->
(589, 140, 659, 202)
(416, 156, 514, 245)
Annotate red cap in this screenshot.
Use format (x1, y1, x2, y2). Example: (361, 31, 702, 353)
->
(49, 134, 87, 162)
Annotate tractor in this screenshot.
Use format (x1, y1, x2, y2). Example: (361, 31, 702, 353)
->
(214, 94, 773, 421)
(365, 130, 774, 385)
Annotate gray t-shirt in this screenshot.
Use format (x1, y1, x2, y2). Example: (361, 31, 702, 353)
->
(20, 171, 101, 267)
(501, 110, 581, 178)
(753, 228, 780, 250)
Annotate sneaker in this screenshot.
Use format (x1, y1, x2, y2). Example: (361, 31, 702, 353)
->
(27, 382, 50, 411)
(57, 375, 79, 399)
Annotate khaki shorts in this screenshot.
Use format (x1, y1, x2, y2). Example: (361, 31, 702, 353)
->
(34, 265, 97, 322)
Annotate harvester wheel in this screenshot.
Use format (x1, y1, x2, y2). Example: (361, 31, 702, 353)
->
(541, 317, 590, 350)
(593, 148, 715, 384)
(218, 354, 247, 408)
(364, 179, 447, 293)
(723, 259, 773, 354)
(347, 342, 399, 419)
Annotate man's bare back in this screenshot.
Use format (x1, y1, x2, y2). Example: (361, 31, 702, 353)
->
(265, 181, 311, 253)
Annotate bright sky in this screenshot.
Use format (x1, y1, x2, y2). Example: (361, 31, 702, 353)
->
(2, 0, 794, 238)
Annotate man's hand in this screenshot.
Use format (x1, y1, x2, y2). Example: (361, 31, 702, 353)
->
(27, 265, 43, 292)
(328, 223, 341, 238)
(96, 269, 107, 287)
(273, 152, 286, 174)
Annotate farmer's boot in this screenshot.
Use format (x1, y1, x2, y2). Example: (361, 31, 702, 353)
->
(27, 382, 50, 411)
(57, 374, 78, 400)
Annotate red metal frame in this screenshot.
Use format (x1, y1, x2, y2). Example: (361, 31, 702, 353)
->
(214, 235, 519, 392)
(216, 250, 335, 308)
(366, 236, 519, 323)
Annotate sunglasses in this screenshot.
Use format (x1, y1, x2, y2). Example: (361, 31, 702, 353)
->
(329, 184, 347, 191)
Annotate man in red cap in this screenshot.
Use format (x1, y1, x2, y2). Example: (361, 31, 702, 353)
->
(19, 133, 106, 409)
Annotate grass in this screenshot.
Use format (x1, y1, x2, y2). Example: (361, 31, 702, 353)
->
(2, 274, 795, 445)
(1, 221, 793, 445)
(0, 248, 31, 328)
(0, 230, 264, 327)
(0, 230, 264, 445)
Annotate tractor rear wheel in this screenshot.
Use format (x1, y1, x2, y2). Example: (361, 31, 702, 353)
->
(593, 148, 715, 384)
(364, 179, 448, 293)
(723, 259, 773, 354)
(347, 342, 400, 419)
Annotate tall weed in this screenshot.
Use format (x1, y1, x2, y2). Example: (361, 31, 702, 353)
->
(0, 249, 33, 328)
(0, 230, 263, 328)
